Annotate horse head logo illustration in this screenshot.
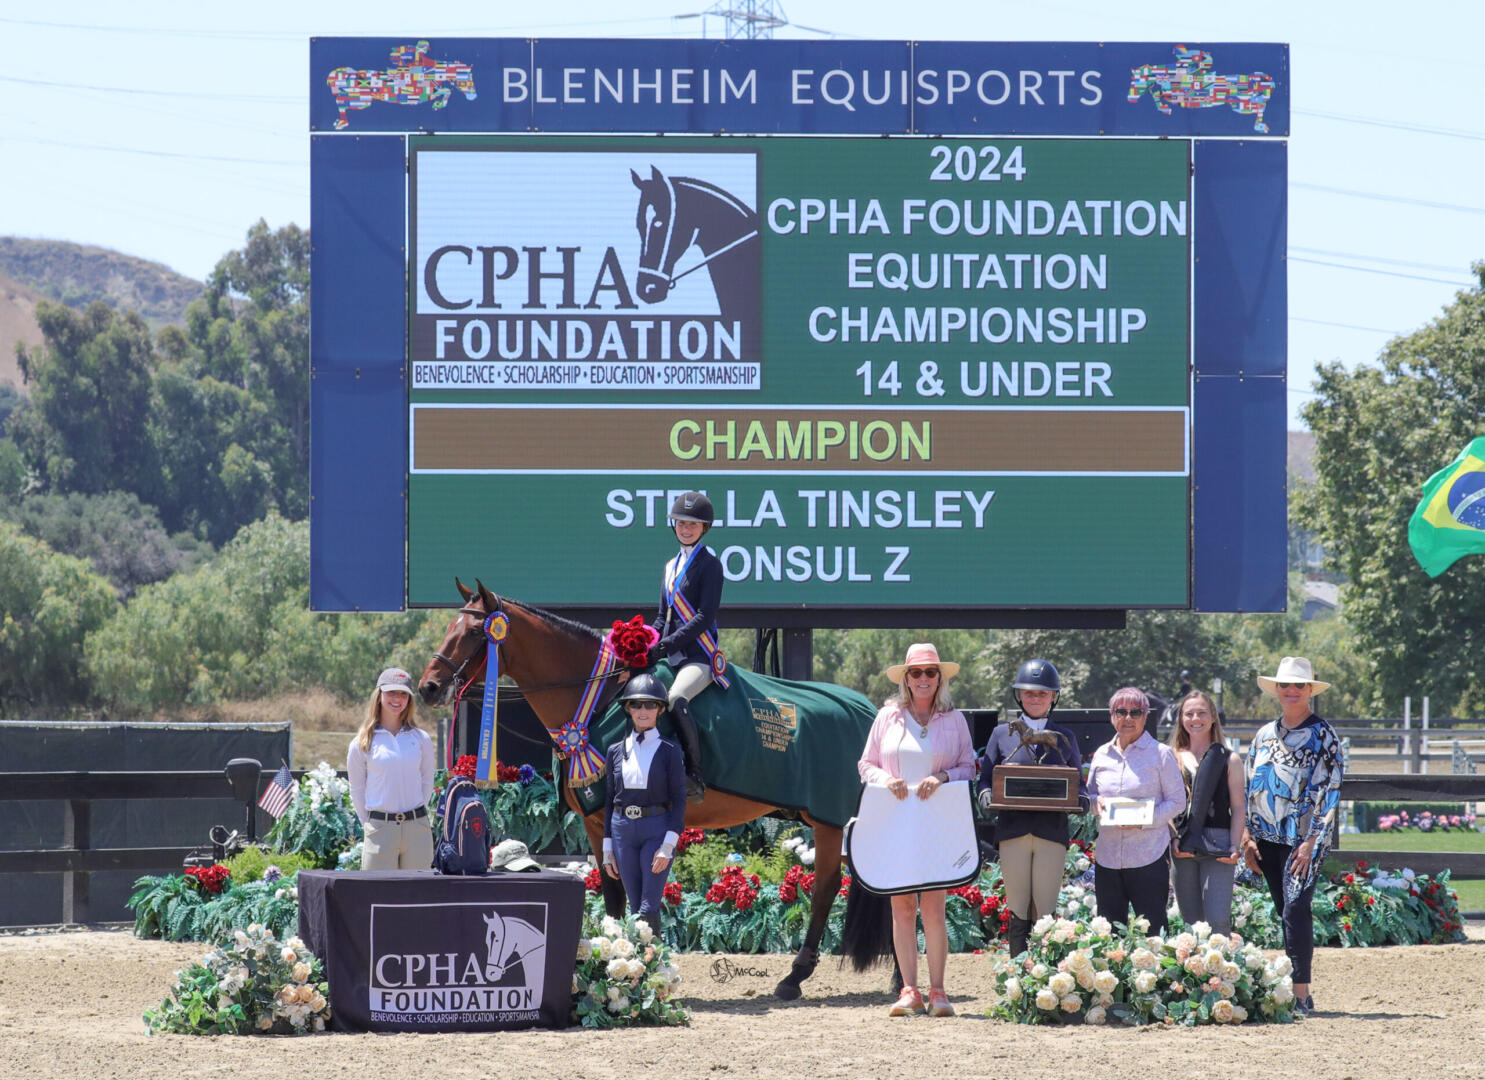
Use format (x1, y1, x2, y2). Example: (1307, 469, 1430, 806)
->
(326, 40, 476, 130)
(1128, 46, 1274, 133)
(482, 911, 546, 982)
(630, 165, 760, 321)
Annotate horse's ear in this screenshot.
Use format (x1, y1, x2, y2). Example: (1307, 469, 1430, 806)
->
(631, 168, 643, 190)
(455, 578, 474, 602)
(650, 164, 663, 184)
(475, 578, 497, 611)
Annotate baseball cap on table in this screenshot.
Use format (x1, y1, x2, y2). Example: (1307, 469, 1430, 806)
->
(376, 667, 415, 694)
(490, 838, 541, 872)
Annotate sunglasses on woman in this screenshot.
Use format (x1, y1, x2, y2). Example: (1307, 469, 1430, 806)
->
(626, 701, 662, 711)
(906, 667, 939, 679)
(1276, 682, 1310, 690)
(1112, 707, 1145, 718)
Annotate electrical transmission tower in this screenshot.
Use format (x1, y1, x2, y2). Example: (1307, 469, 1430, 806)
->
(704, 0, 789, 39)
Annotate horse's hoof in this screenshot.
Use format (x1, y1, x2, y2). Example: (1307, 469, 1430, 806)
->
(773, 979, 802, 1001)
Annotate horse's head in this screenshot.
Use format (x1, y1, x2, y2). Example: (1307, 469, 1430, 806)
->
(631, 165, 680, 305)
(418, 577, 495, 706)
(483, 911, 507, 980)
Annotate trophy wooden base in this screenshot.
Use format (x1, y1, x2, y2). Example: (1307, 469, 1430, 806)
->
(985, 763, 1082, 812)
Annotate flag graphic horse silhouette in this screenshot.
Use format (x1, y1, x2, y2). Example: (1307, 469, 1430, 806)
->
(326, 40, 476, 130)
(1128, 46, 1274, 133)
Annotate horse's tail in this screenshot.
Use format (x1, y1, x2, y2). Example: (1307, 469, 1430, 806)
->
(838, 877, 894, 973)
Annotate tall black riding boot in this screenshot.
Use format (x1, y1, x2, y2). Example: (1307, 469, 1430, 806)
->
(670, 696, 706, 802)
(1006, 914, 1032, 958)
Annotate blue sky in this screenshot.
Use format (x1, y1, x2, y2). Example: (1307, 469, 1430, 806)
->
(2, 1, 1480, 429)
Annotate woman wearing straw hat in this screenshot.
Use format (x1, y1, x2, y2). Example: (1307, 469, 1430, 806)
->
(1241, 657, 1344, 1018)
(858, 643, 977, 1017)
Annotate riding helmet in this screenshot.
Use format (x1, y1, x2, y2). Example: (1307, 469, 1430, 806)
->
(619, 673, 668, 706)
(669, 490, 714, 527)
(1012, 659, 1061, 692)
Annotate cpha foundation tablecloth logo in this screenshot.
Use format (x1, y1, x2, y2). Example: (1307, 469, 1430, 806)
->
(367, 900, 550, 1025)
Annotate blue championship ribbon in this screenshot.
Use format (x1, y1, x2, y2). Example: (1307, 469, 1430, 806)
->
(474, 611, 509, 787)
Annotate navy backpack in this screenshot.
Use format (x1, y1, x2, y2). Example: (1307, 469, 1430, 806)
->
(432, 776, 492, 875)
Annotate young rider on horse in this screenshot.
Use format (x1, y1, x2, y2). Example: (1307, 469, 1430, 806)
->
(649, 491, 724, 802)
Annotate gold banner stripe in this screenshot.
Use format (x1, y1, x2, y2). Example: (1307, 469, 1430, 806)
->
(413, 408, 1186, 473)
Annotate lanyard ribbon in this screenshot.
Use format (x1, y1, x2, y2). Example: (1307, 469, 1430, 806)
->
(667, 552, 730, 689)
(548, 638, 615, 788)
(473, 612, 509, 786)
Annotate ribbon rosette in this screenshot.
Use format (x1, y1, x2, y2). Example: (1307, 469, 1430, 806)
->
(608, 614, 659, 669)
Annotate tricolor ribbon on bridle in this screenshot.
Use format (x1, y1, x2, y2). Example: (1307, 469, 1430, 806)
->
(549, 636, 615, 788)
(474, 611, 510, 786)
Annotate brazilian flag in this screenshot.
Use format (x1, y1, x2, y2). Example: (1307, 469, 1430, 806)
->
(1409, 436, 1485, 577)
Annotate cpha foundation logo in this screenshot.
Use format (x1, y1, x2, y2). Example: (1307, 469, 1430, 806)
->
(368, 901, 549, 1023)
(412, 148, 762, 391)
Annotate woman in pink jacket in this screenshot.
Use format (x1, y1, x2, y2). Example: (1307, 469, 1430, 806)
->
(858, 643, 978, 1018)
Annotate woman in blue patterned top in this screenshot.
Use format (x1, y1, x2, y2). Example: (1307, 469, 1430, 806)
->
(1240, 657, 1344, 1018)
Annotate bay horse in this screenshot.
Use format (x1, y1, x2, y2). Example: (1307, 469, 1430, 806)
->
(630, 165, 760, 323)
(417, 579, 893, 1000)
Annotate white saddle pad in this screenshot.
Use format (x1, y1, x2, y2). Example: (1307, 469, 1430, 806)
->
(845, 781, 981, 894)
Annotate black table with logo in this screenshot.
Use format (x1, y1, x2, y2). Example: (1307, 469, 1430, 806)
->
(298, 869, 586, 1032)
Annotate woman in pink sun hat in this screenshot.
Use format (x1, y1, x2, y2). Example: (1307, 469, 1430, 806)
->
(858, 642, 976, 1018)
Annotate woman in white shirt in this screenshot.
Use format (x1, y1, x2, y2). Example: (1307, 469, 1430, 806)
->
(347, 667, 436, 871)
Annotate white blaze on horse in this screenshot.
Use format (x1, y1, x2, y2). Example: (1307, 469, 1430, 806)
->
(1127, 46, 1274, 134)
(326, 40, 477, 131)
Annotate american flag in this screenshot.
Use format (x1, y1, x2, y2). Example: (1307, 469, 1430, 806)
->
(257, 763, 296, 820)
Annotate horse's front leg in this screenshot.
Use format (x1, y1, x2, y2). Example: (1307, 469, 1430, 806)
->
(774, 828, 842, 1000)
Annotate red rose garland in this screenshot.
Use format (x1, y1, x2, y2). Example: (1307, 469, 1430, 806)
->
(609, 614, 659, 669)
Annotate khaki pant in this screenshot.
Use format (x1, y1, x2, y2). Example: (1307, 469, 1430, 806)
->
(668, 661, 714, 706)
(362, 815, 435, 871)
(998, 833, 1067, 921)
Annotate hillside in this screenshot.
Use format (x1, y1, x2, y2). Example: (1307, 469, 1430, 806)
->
(0, 238, 204, 393)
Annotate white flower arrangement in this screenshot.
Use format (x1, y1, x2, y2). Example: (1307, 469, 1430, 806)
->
(572, 913, 687, 1028)
(989, 914, 1296, 1027)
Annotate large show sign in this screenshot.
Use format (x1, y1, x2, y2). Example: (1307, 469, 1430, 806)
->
(406, 136, 1190, 607)
(308, 38, 1288, 616)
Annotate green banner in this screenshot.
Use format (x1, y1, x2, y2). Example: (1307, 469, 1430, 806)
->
(406, 135, 1191, 608)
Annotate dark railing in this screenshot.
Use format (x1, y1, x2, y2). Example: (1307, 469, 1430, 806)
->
(4, 768, 1484, 926)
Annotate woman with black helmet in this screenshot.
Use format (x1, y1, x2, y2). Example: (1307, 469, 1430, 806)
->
(603, 673, 688, 928)
(976, 658, 1088, 957)
(650, 490, 726, 802)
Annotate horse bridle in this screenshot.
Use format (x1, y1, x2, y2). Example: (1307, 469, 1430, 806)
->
(428, 597, 630, 701)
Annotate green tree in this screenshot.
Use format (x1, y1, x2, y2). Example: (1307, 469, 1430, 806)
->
(85, 515, 432, 713)
(1300, 263, 1485, 716)
(10, 300, 158, 497)
(0, 491, 210, 598)
(0, 521, 118, 712)
(975, 611, 1245, 712)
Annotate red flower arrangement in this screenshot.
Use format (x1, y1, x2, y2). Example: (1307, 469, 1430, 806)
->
(609, 615, 659, 669)
(675, 828, 706, 855)
(185, 864, 231, 895)
(705, 866, 761, 911)
(778, 864, 815, 904)
(663, 881, 684, 906)
(949, 884, 984, 909)
(585, 867, 603, 893)
(449, 756, 519, 783)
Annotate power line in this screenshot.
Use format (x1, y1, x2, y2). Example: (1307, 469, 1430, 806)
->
(1289, 246, 1470, 275)
(1287, 255, 1472, 287)
(0, 73, 299, 103)
(1290, 316, 1404, 335)
(1294, 107, 1485, 142)
(4, 135, 302, 168)
(1291, 182, 1485, 216)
